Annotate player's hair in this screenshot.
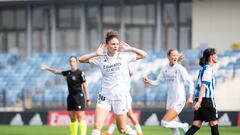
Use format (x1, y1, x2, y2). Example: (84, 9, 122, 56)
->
(167, 49, 184, 62)
(105, 30, 119, 44)
(199, 48, 217, 66)
(69, 56, 78, 62)
(167, 49, 175, 57)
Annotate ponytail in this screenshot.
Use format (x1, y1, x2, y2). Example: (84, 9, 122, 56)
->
(199, 57, 206, 66)
(199, 48, 217, 66)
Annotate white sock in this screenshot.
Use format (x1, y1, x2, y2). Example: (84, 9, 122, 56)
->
(171, 128, 180, 135)
(171, 117, 180, 135)
(107, 123, 116, 134)
(161, 120, 185, 128)
(125, 125, 136, 135)
(134, 124, 142, 133)
(91, 129, 100, 135)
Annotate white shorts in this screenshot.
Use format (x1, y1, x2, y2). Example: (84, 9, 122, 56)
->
(96, 94, 128, 115)
(127, 93, 132, 109)
(166, 100, 185, 114)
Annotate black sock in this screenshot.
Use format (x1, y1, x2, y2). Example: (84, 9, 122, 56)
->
(185, 125, 200, 135)
(211, 124, 220, 135)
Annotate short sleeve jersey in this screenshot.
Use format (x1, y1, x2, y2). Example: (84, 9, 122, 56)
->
(62, 69, 86, 94)
(194, 64, 216, 98)
(89, 52, 136, 100)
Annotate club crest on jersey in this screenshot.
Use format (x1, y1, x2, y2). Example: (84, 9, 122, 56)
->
(72, 76, 76, 80)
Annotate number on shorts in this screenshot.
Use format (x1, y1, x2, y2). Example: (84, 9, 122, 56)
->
(98, 94, 106, 103)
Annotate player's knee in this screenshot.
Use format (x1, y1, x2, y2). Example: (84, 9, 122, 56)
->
(209, 120, 218, 126)
(93, 122, 102, 130)
(77, 115, 84, 121)
(118, 127, 127, 134)
(117, 125, 127, 134)
(70, 119, 77, 122)
(161, 120, 168, 128)
(69, 117, 77, 122)
(193, 121, 202, 128)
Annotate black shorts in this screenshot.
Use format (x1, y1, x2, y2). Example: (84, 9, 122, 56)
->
(194, 98, 218, 122)
(67, 93, 85, 111)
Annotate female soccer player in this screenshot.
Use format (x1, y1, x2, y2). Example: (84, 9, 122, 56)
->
(79, 30, 147, 135)
(41, 56, 90, 135)
(143, 49, 194, 135)
(185, 48, 219, 135)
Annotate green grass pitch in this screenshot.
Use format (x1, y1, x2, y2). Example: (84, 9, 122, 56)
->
(0, 125, 239, 135)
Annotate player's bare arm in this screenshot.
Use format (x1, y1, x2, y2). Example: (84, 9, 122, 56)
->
(119, 41, 147, 60)
(82, 82, 91, 107)
(193, 84, 206, 111)
(41, 65, 62, 75)
(79, 43, 106, 63)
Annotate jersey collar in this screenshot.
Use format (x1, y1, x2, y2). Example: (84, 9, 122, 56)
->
(106, 52, 119, 59)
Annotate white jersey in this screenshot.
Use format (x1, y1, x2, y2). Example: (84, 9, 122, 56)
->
(153, 63, 194, 103)
(89, 52, 136, 100)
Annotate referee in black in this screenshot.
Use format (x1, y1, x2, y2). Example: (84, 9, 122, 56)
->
(185, 48, 220, 135)
(41, 56, 90, 135)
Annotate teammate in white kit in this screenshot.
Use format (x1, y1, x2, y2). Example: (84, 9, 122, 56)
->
(143, 49, 194, 135)
(79, 31, 147, 135)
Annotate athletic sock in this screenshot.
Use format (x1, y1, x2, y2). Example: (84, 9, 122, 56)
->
(185, 125, 200, 135)
(78, 120, 87, 135)
(171, 128, 180, 135)
(125, 125, 137, 135)
(70, 121, 78, 135)
(134, 124, 143, 134)
(211, 124, 220, 135)
(91, 129, 100, 135)
(107, 123, 116, 134)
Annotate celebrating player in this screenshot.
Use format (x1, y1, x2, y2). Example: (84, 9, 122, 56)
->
(143, 49, 194, 135)
(185, 48, 220, 135)
(79, 30, 147, 135)
(41, 56, 90, 135)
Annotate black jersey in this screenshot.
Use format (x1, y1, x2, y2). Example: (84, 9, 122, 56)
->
(62, 69, 86, 94)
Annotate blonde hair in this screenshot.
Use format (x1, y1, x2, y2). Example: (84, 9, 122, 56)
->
(167, 49, 184, 62)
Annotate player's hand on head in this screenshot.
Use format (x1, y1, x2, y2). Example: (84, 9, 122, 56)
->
(119, 41, 131, 51)
(96, 43, 106, 56)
